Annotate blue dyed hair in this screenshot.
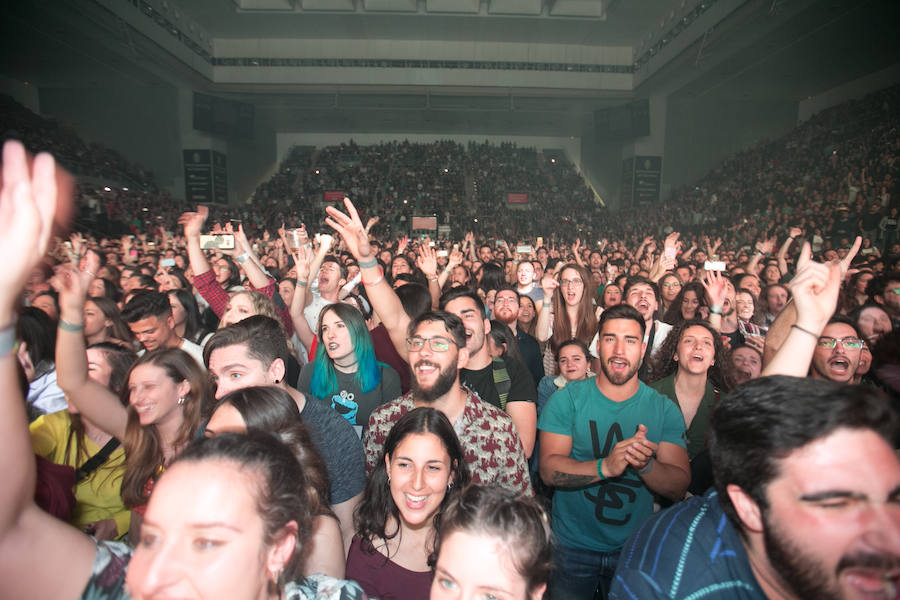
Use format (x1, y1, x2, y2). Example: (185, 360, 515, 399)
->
(310, 302, 382, 398)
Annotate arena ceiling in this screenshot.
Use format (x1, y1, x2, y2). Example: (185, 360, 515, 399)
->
(2, 0, 898, 136)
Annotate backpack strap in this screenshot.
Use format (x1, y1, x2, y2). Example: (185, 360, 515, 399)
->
(74, 438, 121, 483)
(491, 357, 512, 411)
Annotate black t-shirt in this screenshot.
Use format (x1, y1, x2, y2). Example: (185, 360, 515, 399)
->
(461, 355, 537, 411)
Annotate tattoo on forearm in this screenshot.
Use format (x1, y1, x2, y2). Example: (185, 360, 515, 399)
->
(551, 471, 598, 488)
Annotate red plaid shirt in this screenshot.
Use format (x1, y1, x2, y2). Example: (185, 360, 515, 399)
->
(192, 269, 293, 335)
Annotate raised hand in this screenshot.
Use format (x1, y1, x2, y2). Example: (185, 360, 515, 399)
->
(0, 141, 60, 312)
(755, 236, 776, 255)
(291, 245, 314, 283)
(702, 270, 728, 307)
(788, 242, 841, 333)
(663, 231, 680, 251)
(325, 197, 374, 261)
(178, 205, 209, 238)
(396, 236, 409, 256)
(416, 241, 438, 278)
(540, 272, 559, 298)
(51, 251, 98, 317)
(648, 254, 674, 282)
(789, 226, 803, 238)
(838, 236, 862, 279)
(447, 248, 464, 268)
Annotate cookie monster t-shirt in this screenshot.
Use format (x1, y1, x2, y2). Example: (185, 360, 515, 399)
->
(298, 362, 402, 438)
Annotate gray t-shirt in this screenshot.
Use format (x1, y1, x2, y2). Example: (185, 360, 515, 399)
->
(298, 363, 402, 438)
(299, 393, 366, 505)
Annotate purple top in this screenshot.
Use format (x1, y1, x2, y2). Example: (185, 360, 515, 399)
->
(345, 536, 433, 600)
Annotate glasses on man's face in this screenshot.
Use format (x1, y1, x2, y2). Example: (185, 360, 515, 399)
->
(888, 287, 900, 295)
(663, 282, 682, 289)
(817, 336, 864, 350)
(560, 278, 584, 288)
(494, 296, 518, 305)
(406, 336, 457, 352)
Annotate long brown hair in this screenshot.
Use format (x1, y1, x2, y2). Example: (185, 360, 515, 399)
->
(549, 263, 597, 353)
(65, 342, 137, 469)
(86, 297, 134, 344)
(121, 348, 211, 508)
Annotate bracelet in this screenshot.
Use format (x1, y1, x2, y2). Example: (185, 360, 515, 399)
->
(791, 323, 819, 339)
(638, 457, 655, 475)
(596, 458, 607, 480)
(543, 300, 552, 307)
(363, 267, 385, 287)
(358, 257, 378, 269)
(235, 252, 250, 265)
(427, 275, 438, 282)
(0, 322, 16, 355)
(709, 304, 723, 315)
(296, 280, 308, 288)
(58, 319, 85, 332)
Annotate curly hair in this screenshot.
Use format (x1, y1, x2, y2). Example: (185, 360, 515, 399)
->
(647, 319, 733, 391)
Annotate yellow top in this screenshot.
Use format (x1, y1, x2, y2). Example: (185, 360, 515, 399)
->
(29, 411, 130, 537)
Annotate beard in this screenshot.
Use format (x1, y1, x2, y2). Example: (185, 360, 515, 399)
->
(411, 360, 458, 404)
(599, 356, 639, 386)
(761, 511, 900, 600)
(494, 307, 517, 325)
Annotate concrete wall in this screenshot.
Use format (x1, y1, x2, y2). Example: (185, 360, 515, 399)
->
(798, 62, 900, 122)
(0, 75, 39, 113)
(39, 83, 182, 190)
(662, 93, 797, 191)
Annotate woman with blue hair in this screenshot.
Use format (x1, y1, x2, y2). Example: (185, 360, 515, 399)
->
(298, 303, 402, 437)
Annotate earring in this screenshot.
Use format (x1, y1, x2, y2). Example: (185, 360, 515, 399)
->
(177, 397, 185, 405)
(387, 474, 391, 484)
(448, 481, 453, 490)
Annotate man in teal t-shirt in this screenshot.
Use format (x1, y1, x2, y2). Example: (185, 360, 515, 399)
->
(538, 304, 689, 600)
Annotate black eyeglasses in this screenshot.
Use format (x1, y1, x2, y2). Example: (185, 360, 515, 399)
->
(817, 336, 864, 350)
(406, 336, 457, 352)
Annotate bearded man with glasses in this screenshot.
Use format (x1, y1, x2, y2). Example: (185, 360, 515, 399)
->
(809, 316, 864, 384)
(362, 311, 532, 495)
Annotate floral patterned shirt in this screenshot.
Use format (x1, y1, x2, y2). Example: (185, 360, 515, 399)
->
(363, 387, 532, 495)
(81, 541, 368, 599)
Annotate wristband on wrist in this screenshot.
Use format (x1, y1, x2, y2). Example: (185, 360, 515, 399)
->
(58, 319, 85, 332)
(638, 457, 655, 475)
(363, 267, 385, 287)
(542, 300, 552, 307)
(358, 257, 378, 269)
(596, 458, 607, 480)
(709, 304, 723, 315)
(296, 280, 308, 288)
(791, 323, 819, 339)
(0, 322, 16, 355)
(235, 252, 250, 265)
(427, 275, 438, 282)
